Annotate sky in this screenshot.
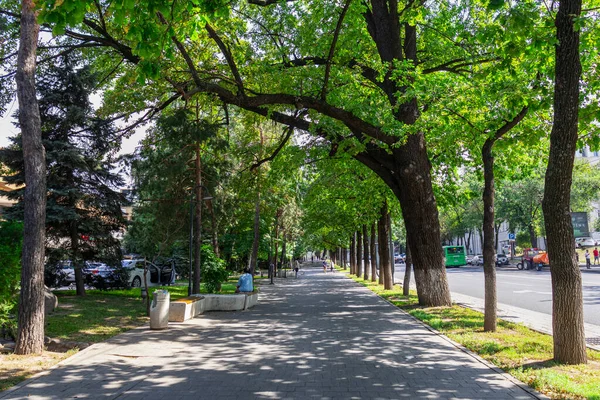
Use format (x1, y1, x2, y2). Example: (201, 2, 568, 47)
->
(0, 95, 147, 157)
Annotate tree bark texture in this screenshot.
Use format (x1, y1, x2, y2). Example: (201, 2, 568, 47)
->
(356, 228, 363, 277)
(248, 188, 261, 274)
(370, 223, 377, 282)
(350, 234, 356, 274)
(482, 141, 498, 332)
(280, 239, 286, 269)
(529, 224, 537, 248)
(403, 237, 412, 296)
(378, 203, 393, 290)
(192, 147, 202, 294)
(207, 199, 219, 258)
(15, 0, 46, 355)
(273, 209, 280, 274)
(356, 135, 451, 305)
(70, 224, 86, 296)
(362, 224, 369, 280)
(542, 0, 586, 365)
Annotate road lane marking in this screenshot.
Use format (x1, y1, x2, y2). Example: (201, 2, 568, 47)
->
(513, 290, 553, 295)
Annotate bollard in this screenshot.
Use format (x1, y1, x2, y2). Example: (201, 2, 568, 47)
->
(149, 290, 170, 330)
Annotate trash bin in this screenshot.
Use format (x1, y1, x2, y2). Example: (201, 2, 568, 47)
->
(149, 290, 170, 330)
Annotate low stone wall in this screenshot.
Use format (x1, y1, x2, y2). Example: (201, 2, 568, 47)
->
(169, 292, 258, 323)
(169, 296, 205, 323)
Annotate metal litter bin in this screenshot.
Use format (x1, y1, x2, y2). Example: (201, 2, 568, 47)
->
(149, 290, 170, 330)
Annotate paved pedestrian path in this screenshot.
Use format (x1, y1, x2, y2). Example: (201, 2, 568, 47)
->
(1, 266, 543, 400)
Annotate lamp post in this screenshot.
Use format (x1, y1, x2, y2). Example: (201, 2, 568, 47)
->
(188, 185, 214, 296)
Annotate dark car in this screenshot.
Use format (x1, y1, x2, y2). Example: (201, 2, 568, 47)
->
(496, 254, 509, 265)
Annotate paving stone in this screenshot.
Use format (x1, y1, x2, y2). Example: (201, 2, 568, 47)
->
(0, 267, 543, 400)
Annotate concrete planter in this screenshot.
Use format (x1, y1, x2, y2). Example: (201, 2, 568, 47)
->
(168, 292, 259, 323)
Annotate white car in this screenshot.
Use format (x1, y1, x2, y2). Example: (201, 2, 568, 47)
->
(470, 254, 484, 265)
(576, 237, 596, 248)
(121, 259, 176, 288)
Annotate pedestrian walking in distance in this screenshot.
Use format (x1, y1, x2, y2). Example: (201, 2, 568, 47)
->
(594, 247, 599, 265)
(585, 249, 591, 269)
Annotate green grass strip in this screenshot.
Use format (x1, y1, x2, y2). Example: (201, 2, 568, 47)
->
(340, 269, 600, 400)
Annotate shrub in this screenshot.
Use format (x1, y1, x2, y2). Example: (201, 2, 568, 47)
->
(0, 221, 23, 338)
(201, 245, 229, 293)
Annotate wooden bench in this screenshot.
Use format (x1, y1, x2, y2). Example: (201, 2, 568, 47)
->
(168, 295, 205, 322)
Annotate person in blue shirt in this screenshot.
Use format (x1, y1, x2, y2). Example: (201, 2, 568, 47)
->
(236, 268, 254, 293)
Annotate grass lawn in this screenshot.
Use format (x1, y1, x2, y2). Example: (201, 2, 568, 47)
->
(341, 268, 600, 400)
(0, 281, 243, 392)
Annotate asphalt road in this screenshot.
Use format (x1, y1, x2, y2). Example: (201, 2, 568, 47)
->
(393, 263, 600, 327)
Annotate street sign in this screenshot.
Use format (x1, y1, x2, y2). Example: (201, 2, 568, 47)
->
(508, 233, 515, 240)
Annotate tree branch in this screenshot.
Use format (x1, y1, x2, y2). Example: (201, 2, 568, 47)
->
(205, 23, 245, 96)
(248, 0, 295, 5)
(321, 0, 353, 100)
(492, 105, 529, 141)
(250, 125, 294, 171)
(157, 12, 203, 87)
(422, 57, 499, 74)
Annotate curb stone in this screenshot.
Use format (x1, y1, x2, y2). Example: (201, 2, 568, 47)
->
(0, 322, 150, 399)
(342, 272, 550, 400)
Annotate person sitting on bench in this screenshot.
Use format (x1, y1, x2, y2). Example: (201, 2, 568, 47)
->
(236, 268, 254, 293)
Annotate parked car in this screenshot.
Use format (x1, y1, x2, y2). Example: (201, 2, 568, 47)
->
(122, 259, 176, 288)
(57, 261, 75, 283)
(394, 253, 405, 263)
(83, 262, 112, 278)
(496, 254, 509, 265)
(576, 237, 596, 248)
(470, 254, 483, 265)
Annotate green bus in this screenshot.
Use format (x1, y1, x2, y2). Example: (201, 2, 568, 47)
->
(443, 245, 466, 267)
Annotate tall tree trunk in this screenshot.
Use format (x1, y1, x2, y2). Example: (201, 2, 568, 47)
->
(362, 224, 369, 280)
(273, 212, 280, 275)
(529, 224, 537, 248)
(70, 223, 86, 296)
(378, 204, 393, 290)
(482, 141, 498, 332)
(542, 0, 586, 365)
(350, 234, 356, 274)
(466, 229, 472, 254)
(356, 228, 363, 277)
(207, 199, 219, 257)
(192, 146, 202, 294)
(357, 135, 451, 305)
(494, 223, 500, 252)
(403, 238, 412, 296)
(280, 238, 286, 270)
(15, 0, 46, 355)
(248, 188, 261, 274)
(370, 223, 377, 282)
(481, 106, 527, 332)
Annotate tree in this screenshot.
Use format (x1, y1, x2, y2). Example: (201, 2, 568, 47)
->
(2, 58, 126, 296)
(496, 174, 545, 247)
(34, 0, 533, 306)
(542, 0, 586, 364)
(124, 108, 225, 291)
(14, 0, 45, 355)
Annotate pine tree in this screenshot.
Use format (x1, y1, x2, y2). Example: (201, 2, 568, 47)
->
(0, 56, 126, 296)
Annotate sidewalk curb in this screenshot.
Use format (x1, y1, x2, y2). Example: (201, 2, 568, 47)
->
(0, 323, 150, 399)
(342, 272, 550, 400)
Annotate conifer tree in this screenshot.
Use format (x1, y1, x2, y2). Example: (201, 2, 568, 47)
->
(0, 56, 126, 296)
